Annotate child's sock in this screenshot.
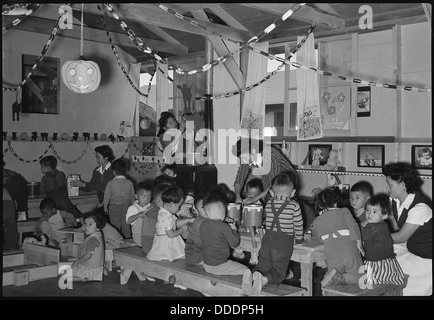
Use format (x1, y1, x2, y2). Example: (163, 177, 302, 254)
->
(250, 271, 268, 296)
(241, 269, 253, 295)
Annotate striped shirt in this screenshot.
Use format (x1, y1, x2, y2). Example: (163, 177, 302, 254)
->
(265, 197, 303, 241)
(234, 146, 297, 190)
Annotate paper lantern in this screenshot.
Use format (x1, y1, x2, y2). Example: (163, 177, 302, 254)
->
(62, 59, 101, 93)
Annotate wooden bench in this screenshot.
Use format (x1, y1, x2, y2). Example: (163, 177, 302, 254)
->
(105, 238, 138, 271)
(322, 275, 409, 296)
(113, 247, 306, 297)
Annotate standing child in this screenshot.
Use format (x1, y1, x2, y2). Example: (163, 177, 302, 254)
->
(39, 155, 82, 221)
(126, 182, 153, 246)
(349, 181, 374, 227)
(199, 193, 253, 296)
(185, 193, 209, 265)
(362, 194, 405, 285)
(248, 172, 304, 296)
(103, 158, 135, 238)
(71, 210, 105, 281)
(242, 178, 265, 206)
(312, 187, 365, 286)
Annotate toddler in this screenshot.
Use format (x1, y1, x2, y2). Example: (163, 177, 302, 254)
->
(362, 194, 405, 285)
(313, 187, 365, 286)
(71, 210, 105, 281)
(349, 181, 373, 227)
(103, 158, 135, 238)
(417, 147, 432, 167)
(242, 178, 265, 206)
(185, 193, 208, 265)
(248, 172, 304, 296)
(126, 182, 153, 246)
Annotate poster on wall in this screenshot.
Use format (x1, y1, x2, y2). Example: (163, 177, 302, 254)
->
(320, 85, 351, 130)
(357, 86, 371, 117)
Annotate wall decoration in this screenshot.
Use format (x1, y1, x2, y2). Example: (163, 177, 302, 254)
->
(411, 145, 432, 169)
(357, 86, 371, 117)
(62, 59, 101, 93)
(320, 85, 351, 129)
(308, 144, 332, 166)
(357, 145, 385, 168)
(22, 54, 60, 114)
(138, 102, 157, 137)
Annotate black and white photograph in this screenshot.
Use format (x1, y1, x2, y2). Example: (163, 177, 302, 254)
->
(357, 145, 385, 168)
(412, 145, 432, 169)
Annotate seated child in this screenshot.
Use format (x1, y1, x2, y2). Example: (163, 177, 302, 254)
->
(35, 197, 76, 246)
(39, 155, 82, 221)
(71, 209, 105, 281)
(161, 163, 177, 178)
(350, 181, 374, 227)
(126, 181, 153, 246)
(162, 162, 196, 209)
(361, 194, 405, 285)
(199, 193, 253, 296)
(185, 192, 209, 265)
(248, 172, 304, 296)
(242, 178, 265, 206)
(313, 187, 365, 286)
(102, 219, 124, 250)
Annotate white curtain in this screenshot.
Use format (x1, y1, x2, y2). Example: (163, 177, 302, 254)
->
(156, 59, 169, 121)
(240, 41, 269, 139)
(296, 33, 323, 140)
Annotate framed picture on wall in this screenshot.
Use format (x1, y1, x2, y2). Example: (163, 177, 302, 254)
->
(357, 145, 385, 168)
(357, 86, 371, 117)
(308, 144, 332, 166)
(411, 145, 432, 169)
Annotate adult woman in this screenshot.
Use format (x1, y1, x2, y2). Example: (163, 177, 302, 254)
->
(233, 138, 297, 204)
(382, 162, 432, 296)
(71, 145, 115, 206)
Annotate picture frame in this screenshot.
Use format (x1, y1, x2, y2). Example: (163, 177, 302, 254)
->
(411, 145, 432, 170)
(357, 86, 371, 117)
(357, 145, 385, 168)
(308, 144, 332, 166)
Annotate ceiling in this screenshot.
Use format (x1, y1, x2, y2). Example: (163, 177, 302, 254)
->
(3, 3, 430, 72)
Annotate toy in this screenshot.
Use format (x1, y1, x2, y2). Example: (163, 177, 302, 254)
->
(31, 132, 38, 141)
(117, 134, 125, 142)
(326, 149, 339, 171)
(41, 132, 49, 141)
(93, 133, 98, 141)
(108, 133, 116, 144)
(101, 133, 107, 140)
(61, 133, 68, 140)
(12, 101, 21, 121)
(71, 132, 79, 141)
(52, 133, 58, 141)
(83, 132, 90, 141)
(12, 132, 18, 140)
(3, 131, 7, 141)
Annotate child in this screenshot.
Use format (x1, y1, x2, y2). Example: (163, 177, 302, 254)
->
(185, 192, 208, 265)
(35, 197, 76, 246)
(161, 163, 178, 178)
(126, 182, 153, 246)
(242, 178, 265, 206)
(312, 187, 365, 286)
(3, 187, 19, 251)
(71, 209, 105, 281)
(361, 194, 405, 285)
(39, 155, 82, 221)
(349, 181, 374, 227)
(248, 172, 304, 296)
(157, 111, 186, 157)
(199, 193, 253, 295)
(417, 147, 432, 167)
(103, 158, 135, 238)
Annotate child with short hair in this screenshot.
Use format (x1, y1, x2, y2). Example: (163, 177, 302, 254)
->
(313, 187, 365, 286)
(35, 197, 76, 246)
(248, 172, 304, 296)
(103, 158, 135, 238)
(71, 209, 106, 281)
(39, 155, 82, 221)
(161, 163, 178, 178)
(350, 181, 374, 227)
(361, 194, 405, 285)
(199, 193, 253, 295)
(417, 147, 432, 167)
(242, 178, 265, 206)
(126, 182, 153, 246)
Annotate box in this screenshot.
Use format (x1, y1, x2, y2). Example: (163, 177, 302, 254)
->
(14, 270, 29, 286)
(67, 174, 80, 197)
(60, 242, 84, 258)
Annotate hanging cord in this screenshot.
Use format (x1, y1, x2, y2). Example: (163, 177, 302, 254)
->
(80, 3, 84, 58)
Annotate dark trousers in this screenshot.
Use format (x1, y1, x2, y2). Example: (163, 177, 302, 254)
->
(47, 189, 82, 219)
(108, 203, 131, 239)
(253, 230, 294, 284)
(3, 200, 19, 250)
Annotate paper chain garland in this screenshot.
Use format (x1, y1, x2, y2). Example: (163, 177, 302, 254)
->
(2, 4, 42, 34)
(297, 168, 432, 179)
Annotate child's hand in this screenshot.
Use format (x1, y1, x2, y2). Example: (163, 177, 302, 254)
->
(356, 240, 365, 256)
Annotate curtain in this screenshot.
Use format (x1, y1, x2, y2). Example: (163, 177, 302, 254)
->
(240, 41, 269, 139)
(296, 33, 323, 140)
(156, 59, 169, 121)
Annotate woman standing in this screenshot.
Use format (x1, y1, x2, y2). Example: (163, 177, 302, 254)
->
(382, 162, 432, 295)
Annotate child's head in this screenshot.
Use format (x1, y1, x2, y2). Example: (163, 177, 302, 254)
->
(209, 183, 236, 204)
(420, 147, 432, 160)
(314, 187, 340, 213)
(365, 193, 391, 224)
(350, 181, 374, 212)
(82, 209, 106, 235)
(152, 185, 169, 208)
(202, 193, 226, 221)
(161, 163, 178, 178)
(157, 112, 179, 136)
(39, 197, 57, 218)
(193, 192, 208, 218)
(154, 173, 176, 190)
(271, 173, 296, 198)
(39, 155, 57, 174)
(136, 181, 153, 207)
(161, 186, 185, 214)
(245, 178, 264, 198)
(111, 158, 128, 176)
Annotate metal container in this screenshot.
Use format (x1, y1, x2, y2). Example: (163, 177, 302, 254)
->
(227, 203, 242, 222)
(243, 204, 264, 227)
(27, 181, 40, 199)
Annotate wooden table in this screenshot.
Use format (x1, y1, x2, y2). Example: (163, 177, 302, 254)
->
(238, 230, 325, 296)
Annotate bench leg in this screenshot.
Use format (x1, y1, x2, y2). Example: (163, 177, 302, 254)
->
(119, 268, 132, 285)
(300, 262, 313, 296)
(135, 271, 147, 281)
(250, 228, 257, 248)
(105, 260, 113, 272)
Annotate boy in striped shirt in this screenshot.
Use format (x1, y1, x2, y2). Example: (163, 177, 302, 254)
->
(249, 172, 304, 295)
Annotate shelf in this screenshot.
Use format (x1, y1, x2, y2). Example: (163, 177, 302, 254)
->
(270, 136, 396, 143)
(296, 169, 432, 179)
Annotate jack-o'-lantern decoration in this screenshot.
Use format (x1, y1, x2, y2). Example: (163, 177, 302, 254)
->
(62, 59, 101, 93)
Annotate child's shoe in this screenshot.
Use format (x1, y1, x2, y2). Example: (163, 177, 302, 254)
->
(174, 283, 188, 290)
(321, 269, 346, 286)
(250, 271, 268, 296)
(232, 249, 245, 260)
(145, 276, 156, 282)
(241, 269, 253, 296)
